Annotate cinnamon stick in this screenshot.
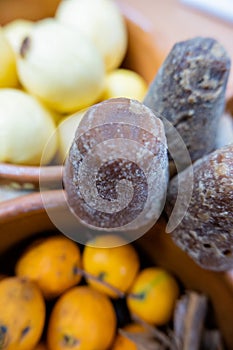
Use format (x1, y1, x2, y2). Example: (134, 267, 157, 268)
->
(173, 291, 207, 350)
(201, 329, 225, 350)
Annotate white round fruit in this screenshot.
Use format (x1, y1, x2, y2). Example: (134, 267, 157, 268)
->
(0, 89, 57, 165)
(58, 110, 85, 161)
(0, 29, 18, 87)
(102, 69, 147, 101)
(3, 19, 33, 53)
(17, 18, 105, 113)
(56, 0, 127, 71)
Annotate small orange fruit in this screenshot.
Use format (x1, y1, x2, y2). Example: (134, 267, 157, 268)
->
(127, 267, 179, 325)
(0, 277, 45, 350)
(112, 323, 147, 350)
(82, 235, 140, 298)
(47, 286, 116, 350)
(15, 236, 82, 298)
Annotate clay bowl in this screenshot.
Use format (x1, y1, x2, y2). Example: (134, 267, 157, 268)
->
(0, 1, 233, 349)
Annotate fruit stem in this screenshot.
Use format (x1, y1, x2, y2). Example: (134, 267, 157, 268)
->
(128, 273, 166, 300)
(131, 314, 178, 350)
(62, 334, 79, 347)
(20, 37, 31, 58)
(128, 292, 145, 300)
(0, 325, 8, 350)
(74, 267, 125, 298)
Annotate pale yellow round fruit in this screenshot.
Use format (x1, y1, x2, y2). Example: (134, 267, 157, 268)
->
(3, 19, 33, 53)
(0, 89, 57, 165)
(0, 29, 18, 87)
(56, 0, 127, 71)
(102, 69, 147, 101)
(17, 18, 105, 113)
(127, 267, 179, 325)
(58, 110, 86, 161)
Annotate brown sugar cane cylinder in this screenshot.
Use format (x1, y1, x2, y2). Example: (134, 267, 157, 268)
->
(144, 37, 231, 167)
(166, 144, 233, 271)
(63, 98, 168, 238)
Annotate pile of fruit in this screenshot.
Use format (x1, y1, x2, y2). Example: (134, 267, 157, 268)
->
(0, 234, 180, 350)
(0, 0, 147, 165)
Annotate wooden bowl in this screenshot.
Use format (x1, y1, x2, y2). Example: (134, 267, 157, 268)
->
(0, 1, 233, 349)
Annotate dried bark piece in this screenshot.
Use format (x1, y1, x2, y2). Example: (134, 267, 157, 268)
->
(144, 37, 231, 166)
(201, 329, 225, 350)
(64, 98, 168, 235)
(166, 144, 233, 271)
(173, 291, 208, 350)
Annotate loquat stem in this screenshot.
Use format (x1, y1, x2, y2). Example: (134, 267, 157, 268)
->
(74, 267, 125, 298)
(131, 313, 177, 349)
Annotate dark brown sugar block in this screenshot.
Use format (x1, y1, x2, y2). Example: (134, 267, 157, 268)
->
(63, 98, 168, 234)
(166, 144, 233, 271)
(144, 37, 231, 165)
